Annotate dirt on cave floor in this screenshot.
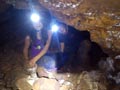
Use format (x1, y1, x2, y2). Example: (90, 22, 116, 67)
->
(0, 44, 120, 90)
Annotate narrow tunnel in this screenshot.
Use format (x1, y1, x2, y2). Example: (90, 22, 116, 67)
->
(0, 1, 120, 90)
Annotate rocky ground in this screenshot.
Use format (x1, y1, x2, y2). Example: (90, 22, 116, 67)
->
(0, 44, 120, 90)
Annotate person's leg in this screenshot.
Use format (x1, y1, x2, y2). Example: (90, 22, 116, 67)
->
(36, 66, 48, 77)
(36, 55, 57, 70)
(56, 52, 69, 69)
(36, 55, 57, 77)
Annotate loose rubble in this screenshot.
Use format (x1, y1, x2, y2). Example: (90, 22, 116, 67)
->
(0, 49, 120, 90)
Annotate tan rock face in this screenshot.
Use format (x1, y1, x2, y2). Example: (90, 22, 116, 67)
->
(2, 0, 120, 52)
(91, 29, 120, 52)
(37, 0, 120, 52)
(33, 78, 60, 90)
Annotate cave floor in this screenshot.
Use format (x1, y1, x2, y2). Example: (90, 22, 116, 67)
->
(0, 48, 120, 90)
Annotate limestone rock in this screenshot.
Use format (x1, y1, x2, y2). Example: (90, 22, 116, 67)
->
(15, 77, 32, 90)
(76, 71, 108, 90)
(33, 78, 60, 90)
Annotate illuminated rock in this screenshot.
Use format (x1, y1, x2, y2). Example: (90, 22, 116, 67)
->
(33, 78, 60, 90)
(16, 77, 33, 90)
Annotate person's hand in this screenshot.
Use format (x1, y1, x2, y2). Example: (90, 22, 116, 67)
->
(29, 60, 36, 68)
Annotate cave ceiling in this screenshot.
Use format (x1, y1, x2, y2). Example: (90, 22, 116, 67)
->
(0, 0, 120, 52)
(1, 0, 119, 29)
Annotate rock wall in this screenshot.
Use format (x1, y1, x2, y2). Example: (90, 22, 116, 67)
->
(37, 0, 120, 52)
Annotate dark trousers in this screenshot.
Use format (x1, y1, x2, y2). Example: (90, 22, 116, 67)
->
(56, 52, 70, 69)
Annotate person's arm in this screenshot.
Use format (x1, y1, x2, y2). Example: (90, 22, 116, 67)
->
(59, 34, 65, 53)
(29, 31, 52, 67)
(23, 36, 31, 60)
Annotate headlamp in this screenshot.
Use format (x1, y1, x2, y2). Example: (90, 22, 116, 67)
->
(51, 24, 59, 33)
(30, 13, 40, 23)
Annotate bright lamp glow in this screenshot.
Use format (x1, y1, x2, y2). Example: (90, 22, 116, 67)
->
(51, 24, 59, 32)
(30, 13, 40, 23)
